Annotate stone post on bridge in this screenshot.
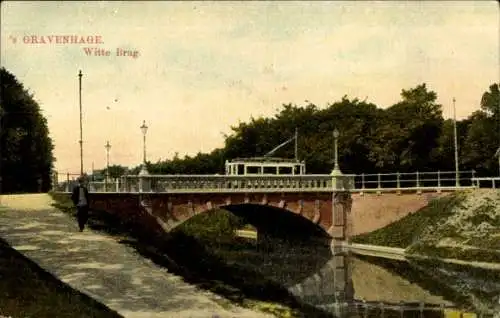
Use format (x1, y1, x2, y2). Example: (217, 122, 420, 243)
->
(138, 168, 151, 193)
(327, 130, 355, 315)
(328, 129, 353, 249)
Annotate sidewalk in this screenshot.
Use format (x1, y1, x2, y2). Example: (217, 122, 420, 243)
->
(0, 194, 272, 318)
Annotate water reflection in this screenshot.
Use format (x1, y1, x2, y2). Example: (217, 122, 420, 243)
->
(226, 235, 499, 317)
(287, 247, 500, 317)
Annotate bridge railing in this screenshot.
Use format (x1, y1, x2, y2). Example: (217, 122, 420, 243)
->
(53, 170, 496, 193)
(117, 174, 355, 193)
(353, 170, 476, 192)
(88, 180, 122, 193)
(472, 177, 500, 189)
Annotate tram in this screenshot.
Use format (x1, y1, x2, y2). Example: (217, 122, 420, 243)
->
(225, 157, 306, 176)
(224, 129, 306, 176)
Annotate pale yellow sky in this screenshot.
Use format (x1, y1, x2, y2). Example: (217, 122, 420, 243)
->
(1, 1, 499, 175)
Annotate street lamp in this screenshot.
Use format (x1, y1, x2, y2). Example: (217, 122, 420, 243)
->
(105, 141, 111, 181)
(139, 120, 149, 175)
(332, 128, 341, 174)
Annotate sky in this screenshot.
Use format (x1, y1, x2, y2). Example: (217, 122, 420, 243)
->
(1, 1, 499, 176)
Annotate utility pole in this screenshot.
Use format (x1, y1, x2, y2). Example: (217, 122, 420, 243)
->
(139, 120, 149, 175)
(294, 127, 298, 160)
(105, 141, 111, 181)
(78, 70, 83, 176)
(453, 97, 460, 187)
(498, 94, 500, 177)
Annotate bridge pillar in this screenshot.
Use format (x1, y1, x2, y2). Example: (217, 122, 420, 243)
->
(138, 169, 151, 192)
(328, 169, 353, 248)
(319, 250, 354, 317)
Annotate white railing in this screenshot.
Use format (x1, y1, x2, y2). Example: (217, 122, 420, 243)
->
(354, 170, 475, 189)
(117, 174, 354, 193)
(52, 177, 122, 193)
(352, 170, 479, 193)
(472, 177, 500, 189)
(88, 180, 122, 193)
(53, 170, 500, 194)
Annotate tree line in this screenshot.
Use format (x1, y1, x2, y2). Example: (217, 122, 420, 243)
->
(137, 83, 499, 177)
(2, 65, 498, 194)
(1, 68, 55, 193)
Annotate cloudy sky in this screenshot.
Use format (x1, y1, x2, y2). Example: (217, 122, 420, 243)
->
(1, 1, 498, 175)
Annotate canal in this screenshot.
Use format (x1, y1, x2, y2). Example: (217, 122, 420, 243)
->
(212, 232, 500, 317)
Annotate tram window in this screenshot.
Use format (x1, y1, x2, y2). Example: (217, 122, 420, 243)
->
(294, 165, 301, 174)
(278, 167, 292, 174)
(238, 164, 244, 175)
(263, 166, 277, 174)
(246, 166, 260, 174)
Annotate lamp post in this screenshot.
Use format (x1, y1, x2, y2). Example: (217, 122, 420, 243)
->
(105, 141, 111, 182)
(139, 120, 149, 175)
(332, 128, 341, 174)
(496, 147, 500, 178)
(78, 70, 83, 176)
(453, 97, 460, 187)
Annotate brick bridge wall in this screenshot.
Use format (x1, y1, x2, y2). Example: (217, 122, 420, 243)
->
(87, 191, 452, 239)
(88, 192, 352, 238)
(350, 192, 452, 235)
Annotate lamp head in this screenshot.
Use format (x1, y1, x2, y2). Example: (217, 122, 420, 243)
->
(140, 120, 148, 135)
(333, 129, 339, 138)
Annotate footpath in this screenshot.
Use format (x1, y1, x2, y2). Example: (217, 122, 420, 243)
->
(0, 194, 272, 318)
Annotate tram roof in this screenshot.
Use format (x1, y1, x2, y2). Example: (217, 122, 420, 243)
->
(226, 157, 303, 164)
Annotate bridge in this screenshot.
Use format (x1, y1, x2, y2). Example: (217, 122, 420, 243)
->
(53, 170, 499, 242)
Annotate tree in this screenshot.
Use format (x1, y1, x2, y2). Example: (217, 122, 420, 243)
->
(144, 83, 498, 178)
(480, 83, 500, 117)
(0, 68, 55, 193)
(462, 83, 500, 176)
(430, 118, 471, 172)
(369, 84, 443, 172)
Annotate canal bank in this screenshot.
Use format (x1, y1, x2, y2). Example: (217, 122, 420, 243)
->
(352, 189, 500, 263)
(344, 242, 500, 270)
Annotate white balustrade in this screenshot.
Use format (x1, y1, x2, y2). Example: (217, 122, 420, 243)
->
(55, 170, 496, 194)
(100, 174, 343, 193)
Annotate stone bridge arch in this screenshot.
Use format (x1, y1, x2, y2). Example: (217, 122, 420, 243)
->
(222, 203, 330, 240)
(88, 189, 353, 243)
(137, 192, 351, 238)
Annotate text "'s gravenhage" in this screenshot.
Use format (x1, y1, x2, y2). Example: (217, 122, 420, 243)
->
(23, 35, 104, 44)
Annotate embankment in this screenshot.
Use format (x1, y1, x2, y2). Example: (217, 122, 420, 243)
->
(352, 189, 500, 263)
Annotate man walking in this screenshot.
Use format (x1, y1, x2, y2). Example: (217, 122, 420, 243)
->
(71, 176, 90, 232)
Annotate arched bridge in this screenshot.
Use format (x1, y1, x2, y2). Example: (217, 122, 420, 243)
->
(54, 170, 490, 240)
(85, 174, 354, 240)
